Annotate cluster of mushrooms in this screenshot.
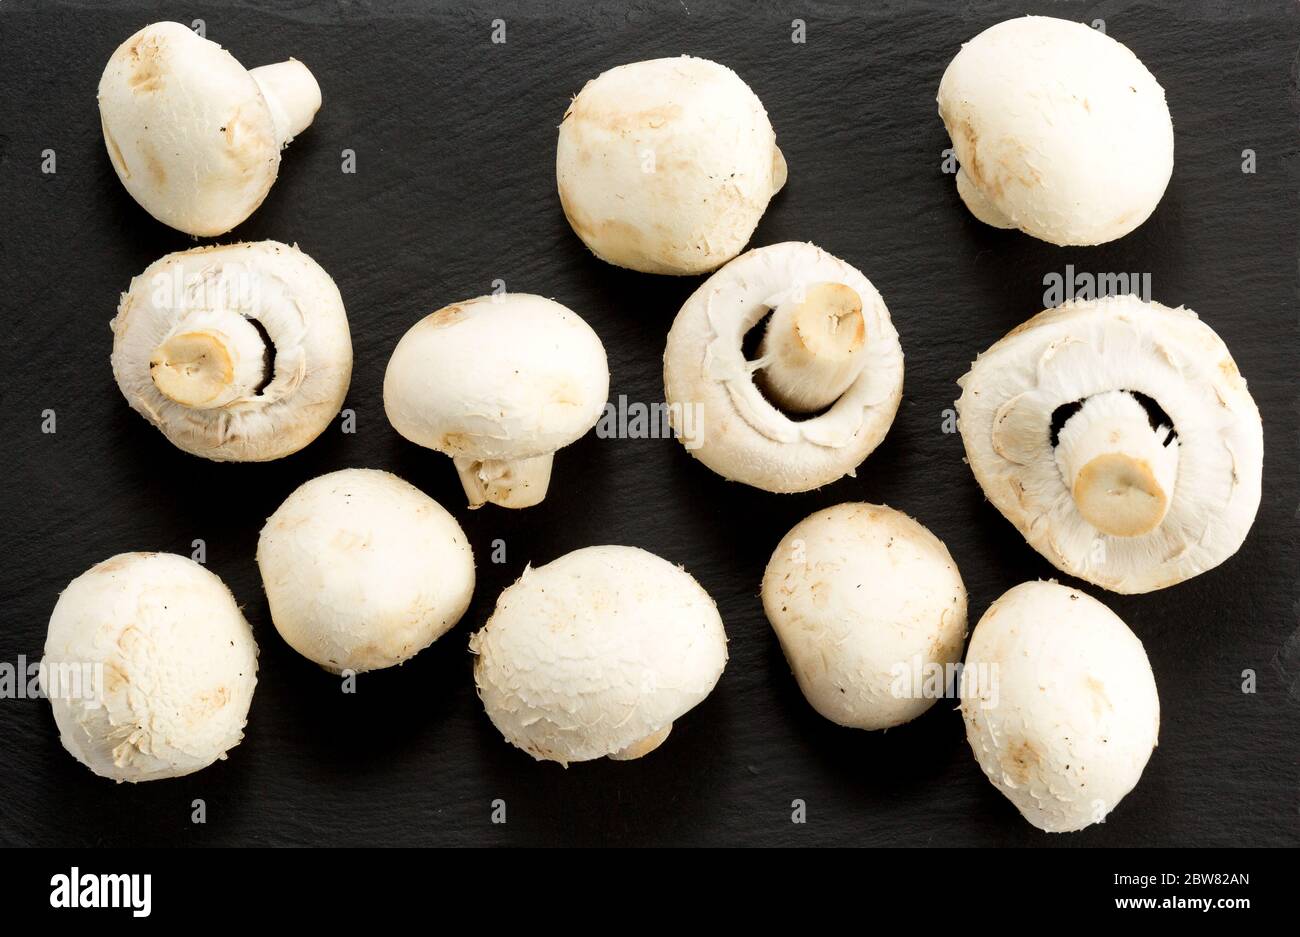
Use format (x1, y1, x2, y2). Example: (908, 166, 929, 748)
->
(42, 17, 1263, 834)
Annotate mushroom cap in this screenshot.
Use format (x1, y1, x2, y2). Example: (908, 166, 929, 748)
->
(956, 295, 1263, 593)
(961, 581, 1160, 833)
(98, 22, 290, 236)
(42, 552, 258, 783)
(257, 469, 475, 673)
(383, 294, 609, 463)
(663, 242, 904, 492)
(762, 503, 967, 730)
(469, 545, 728, 764)
(111, 240, 352, 462)
(556, 55, 785, 275)
(937, 16, 1173, 246)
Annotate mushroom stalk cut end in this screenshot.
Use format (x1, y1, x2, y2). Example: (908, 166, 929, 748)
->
(607, 723, 672, 761)
(757, 281, 867, 413)
(148, 311, 267, 409)
(454, 453, 554, 509)
(250, 60, 322, 146)
(1055, 390, 1179, 538)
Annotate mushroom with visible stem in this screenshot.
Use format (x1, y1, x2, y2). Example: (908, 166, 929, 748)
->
(956, 295, 1263, 593)
(936, 16, 1173, 246)
(257, 469, 475, 674)
(557, 56, 786, 275)
(111, 241, 352, 462)
(98, 21, 321, 236)
(383, 294, 609, 509)
(663, 242, 904, 492)
(42, 553, 258, 783)
(961, 581, 1160, 833)
(763, 503, 967, 730)
(469, 546, 728, 765)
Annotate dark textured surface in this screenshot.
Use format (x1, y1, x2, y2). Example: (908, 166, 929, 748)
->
(0, 0, 1296, 847)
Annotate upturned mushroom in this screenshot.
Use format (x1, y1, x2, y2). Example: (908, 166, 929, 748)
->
(98, 21, 321, 236)
(384, 293, 609, 509)
(556, 55, 786, 275)
(469, 545, 727, 765)
(961, 581, 1160, 833)
(956, 295, 1263, 593)
(663, 242, 904, 492)
(257, 469, 475, 673)
(42, 552, 258, 782)
(762, 503, 967, 730)
(111, 241, 352, 462)
(937, 16, 1173, 246)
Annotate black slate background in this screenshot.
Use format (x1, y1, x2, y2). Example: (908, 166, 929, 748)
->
(0, 0, 1296, 847)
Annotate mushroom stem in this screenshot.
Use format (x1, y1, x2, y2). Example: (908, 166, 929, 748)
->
(249, 60, 321, 146)
(1055, 390, 1179, 538)
(453, 453, 554, 509)
(149, 310, 267, 409)
(955, 167, 1016, 229)
(756, 281, 867, 413)
(608, 723, 672, 761)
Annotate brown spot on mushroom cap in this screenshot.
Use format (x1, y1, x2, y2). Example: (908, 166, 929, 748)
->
(422, 305, 468, 329)
(566, 99, 684, 134)
(126, 33, 166, 93)
(1005, 738, 1040, 786)
(1086, 675, 1114, 718)
(141, 141, 167, 186)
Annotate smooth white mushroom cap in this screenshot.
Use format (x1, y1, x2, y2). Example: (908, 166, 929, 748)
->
(257, 469, 475, 673)
(469, 545, 728, 765)
(937, 16, 1173, 246)
(383, 294, 609, 507)
(111, 240, 352, 462)
(557, 55, 786, 275)
(42, 552, 258, 783)
(957, 296, 1262, 593)
(98, 22, 321, 237)
(762, 503, 967, 730)
(961, 581, 1160, 833)
(663, 242, 904, 492)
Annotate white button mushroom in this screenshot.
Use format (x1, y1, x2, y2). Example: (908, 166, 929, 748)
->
(956, 295, 1263, 593)
(98, 21, 321, 236)
(663, 242, 904, 492)
(110, 240, 352, 462)
(383, 294, 609, 509)
(556, 56, 786, 275)
(961, 581, 1160, 833)
(937, 16, 1173, 246)
(469, 546, 728, 765)
(42, 553, 258, 783)
(257, 469, 475, 674)
(762, 503, 967, 730)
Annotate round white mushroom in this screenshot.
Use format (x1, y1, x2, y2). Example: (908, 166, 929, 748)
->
(937, 16, 1173, 246)
(556, 55, 786, 275)
(42, 552, 258, 783)
(257, 469, 474, 673)
(956, 295, 1263, 593)
(663, 242, 904, 492)
(469, 545, 728, 765)
(383, 293, 609, 509)
(98, 21, 321, 236)
(961, 581, 1160, 833)
(762, 503, 967, 730)
(111, 240, 352, 462)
